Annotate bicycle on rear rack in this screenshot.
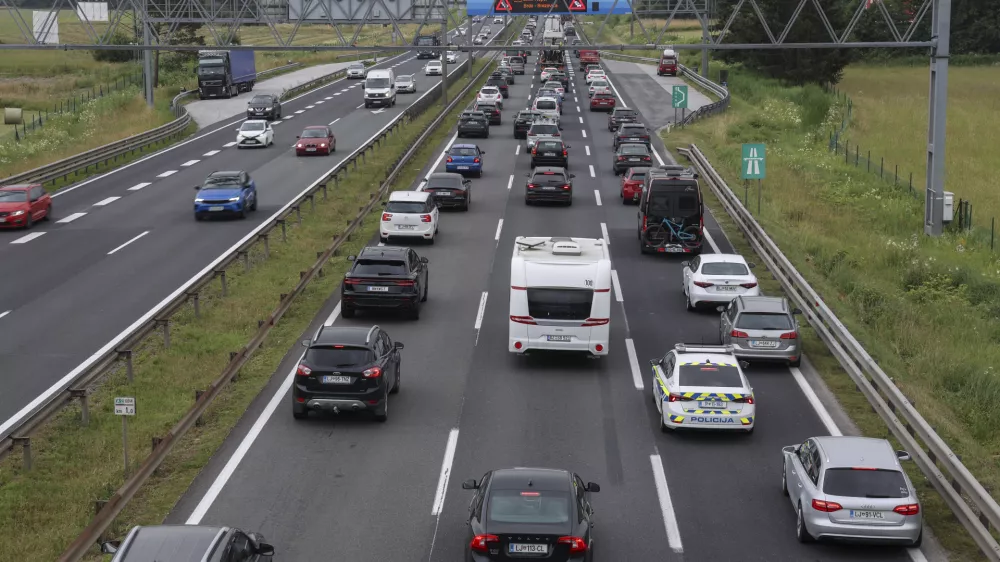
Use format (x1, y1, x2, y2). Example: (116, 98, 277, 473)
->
(643, 217, 701, 251)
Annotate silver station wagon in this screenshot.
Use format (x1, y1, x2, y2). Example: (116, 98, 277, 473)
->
(718, 295, 802, 367)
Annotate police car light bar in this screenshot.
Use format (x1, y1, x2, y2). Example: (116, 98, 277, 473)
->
(674, 343, 736, 354)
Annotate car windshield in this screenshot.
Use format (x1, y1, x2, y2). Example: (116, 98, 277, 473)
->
(204, 175, 240, 187)
(702, 262, 749, 275)
(450, 147, 478, 156)
(353, 259, 407, 276)
(736, 312, 793, 330)
(527, 288, 591, 320)
(823, 468, 909, 498)
(487, 490, 571, 525)
(250, 96, 271, 104)
(301, 129, 327, 138)
(677, 364, 743, 387)
(621, 144, 649, 155)
(349, 63, 364, 70)
(537, 141, 562, 151)
(0, 190, 28, 202)
(530, 124, 559, 135)
(304, 346, 372, 369)
(366, 78, 390, 88)
(536, 100, 557, 110)
(384, 201, 426, 213)
(397, 76, 412, 83)
(241, 122, 265, 131)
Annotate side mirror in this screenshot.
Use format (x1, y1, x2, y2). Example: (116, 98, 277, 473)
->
(781, 445, 797, 454)
(748, 262, 756, 269)
(739, 360, 750, 369)
(585, 482, 600, 492)
(193, 185, 201, 190)
(566, 145, 572, 148)
(896, 450, 912, 461)
(301, 339, 310, 347)
(462, 478, 479, 490)
(481, 151, 486, 154)
(257, 543, 275, 556)
(296, 135, 300, 139)
(420, 257, 429, 263)
(525, 173, 531, 177)
(680, 261, 690, 269)
(464, 180, 472, 185)
(347, 255, 356, 261)
(716, 305, 726, 313)
(648, 358, 660, 367)
(394, 341, 405, 350)
(569, 174, 576, 178)
(792, 308, 802, 315)
(100, 541, 121, 554)
(235, 128, 241, 132)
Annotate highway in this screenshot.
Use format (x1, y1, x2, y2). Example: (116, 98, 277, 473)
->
(166, 34, 920, 562)
(0, 20, 503, 429)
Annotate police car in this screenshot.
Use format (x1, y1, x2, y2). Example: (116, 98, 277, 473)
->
(650, 344, 755, 433)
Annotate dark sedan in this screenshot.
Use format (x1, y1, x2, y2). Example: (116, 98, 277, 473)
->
(422, 172, 471, 210)
(607, 108, 638, 131)
(475, 102, 501, 125)
(458, 111, 490, 138)
(341, 245, 429, 320)
(530, 138, 570, 169)
(462, 467, 599, 562)
(513, 110, 541, 139)
(525, 167, 575, 206)
(246, 94, 281, 120)
(613, 143, 653, 174)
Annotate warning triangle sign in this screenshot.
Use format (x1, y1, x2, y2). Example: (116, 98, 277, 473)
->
(495, 0, 512, 12)
(568, 0, 586, 11)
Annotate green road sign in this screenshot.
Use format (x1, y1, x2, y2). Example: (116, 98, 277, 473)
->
(672, 85, 688, 109)
(741, 143, 766, 180)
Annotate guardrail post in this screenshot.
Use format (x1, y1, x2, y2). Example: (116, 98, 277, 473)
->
(261, 234, 270, 259)
(70, 389, 89, 426)
(119, 350, 134, 382)
(94, 500, 108, 541)
(240, 250, 250, 272)
(334, 174, 340, 190)
(308, 194, 315, 211)
(362, 150, 367, 165)
(13, 437, 31, 470)
(217, 270, 228, 297)
(160, 319, 171, 349)
(194, 390, 205, 425)
(278, 219, 287, 241)
(321, 182, 328, 199)
(189, 292, 200, 318)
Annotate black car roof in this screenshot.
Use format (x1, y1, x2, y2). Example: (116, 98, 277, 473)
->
(314, 325, 376, 347)
(490, 468, 571, 492)
(118, 525, 225, 562)
(428, 172, 465, 184)
(358, 246, 408, 259)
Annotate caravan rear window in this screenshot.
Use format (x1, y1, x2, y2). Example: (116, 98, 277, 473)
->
(527, 288, 593, 321)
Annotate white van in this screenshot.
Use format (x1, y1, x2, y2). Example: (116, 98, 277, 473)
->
(509, 237, 612, 357)
(364, 69, 396, 108)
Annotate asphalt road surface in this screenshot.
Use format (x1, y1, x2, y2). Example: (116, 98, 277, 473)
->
(167, 41, 925, 562)
(0, 20, 504, 432)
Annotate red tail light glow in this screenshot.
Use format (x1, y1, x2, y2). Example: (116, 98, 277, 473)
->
(531, 148, 537, 155)
(894, 504, 920, 516)
(780, 332, 798, 339)
(563, 150, 568, 157)
(812, 499, 842, 512)
(520, 491, 540, 496)
(381, 213, 392, 221)
(447, 156, 453, 163)
(527, 184, 537, 189)
(363, 366, 382, 378)
(582, 318, 609, 326)
(668, 393, 693, 402)
(469, 534, 499, 553)
(510, 315, 537, 325)
(296, 363, 312, 376)
(735, 395, 755, 404)
(562, 185, 570, 190)
(730, 330, 749, 338)
(393, 280, 415, 286)
(474, 157, 480, 163)
(618, 156, 626, 161)
(558, 536, 587, 554)
(552, 132, 560, 136)
(740, 282, 758, 288)
(693, 281, 713, 288)
(420, 214, 432, 222)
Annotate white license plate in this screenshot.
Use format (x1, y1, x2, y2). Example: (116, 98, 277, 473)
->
(629, 158, 639, 161)
(306, 148, 317, 152)
(209, 206, 225, 211)
(367, 286, 389, 292)
(850, 510, 885, 520)
(457, 166, 470, 170)
(750, 340, 780, 348)
(0, 217, 5, 222)
(321, 375, 352, 384)
(547, 335, 572, 342)
(628, 138, 640, 141)
(542, 186, 556, 190)
(664, 246, 685, 253)
(397, 224, 416, 230)
(509, 543, 549, 554)
(716, 285, 738, 292)
(543, 152, 556, 156)
(699, 400, 725, 408)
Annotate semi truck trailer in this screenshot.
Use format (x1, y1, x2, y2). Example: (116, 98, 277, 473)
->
(197, 50, 257, 99)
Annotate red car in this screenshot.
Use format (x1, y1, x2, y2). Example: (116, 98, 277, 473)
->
(590, 92, 616, 112)
(0, 184, 51, 228)
(295, 126, 336, 156)
(620, 167, 650, 204)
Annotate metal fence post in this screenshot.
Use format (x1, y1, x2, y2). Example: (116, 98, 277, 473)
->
(161, 319, 170, 348)
(217, 270, 228, 297)
(13, 437, 31, 470)
(119, 349, 134, 382)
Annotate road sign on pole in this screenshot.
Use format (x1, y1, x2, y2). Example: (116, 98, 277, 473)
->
(672, 85, 688, 109)
(114, 397, 135, 478)
(741, 143, 766, 180)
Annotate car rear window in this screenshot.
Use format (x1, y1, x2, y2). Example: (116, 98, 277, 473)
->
(628, 172, 647, 181)
(385, 201, 426, 213)
(450, 147, 478, 156)
(677, 364, 743, 387)
(530, 124, 559, 135)
(353, 259, 407, 276)
(702, 262, 749, 276)
(545, 82, 562, 89)
(621, 144, 649, 155)
(735, 312, 793, 330)
(304, 346, 372, 369)
(621, 125, 646, 133)
(646, 191, 699, 217)
(511, 57, 524, 63)
(487, 490, 571, 525)
(536, 100, 557, 110)
(481, 88, 499, 95)
(427, 177, 461, 189)
(527, 288, 592, 320)
(536, 141, 562, 151)
(823, 468, 909, 498)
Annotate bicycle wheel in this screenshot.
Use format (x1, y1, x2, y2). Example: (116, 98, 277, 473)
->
(644, 225, 668, 247)
(680, 225, 702, 248)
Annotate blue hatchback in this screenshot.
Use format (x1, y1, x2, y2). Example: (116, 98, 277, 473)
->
(194, 170, 258, 220)
(445, 144, 486, 177)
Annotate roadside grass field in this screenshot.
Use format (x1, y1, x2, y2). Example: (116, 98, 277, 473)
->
(579, 15, 705, 60)
(668, 63, 1000, 562)
(0, 57, 492, 562)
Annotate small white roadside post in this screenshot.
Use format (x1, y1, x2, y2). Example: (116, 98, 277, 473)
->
(114, 397, 136, 478)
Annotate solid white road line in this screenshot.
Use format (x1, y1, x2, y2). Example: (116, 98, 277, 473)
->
(324, 302, 341, 326)
(652, 148, 666, 166)
(582, 130, 587, 138)
(625, 339, 643, 390)
(425, 132, 458, 180)
(515, 145, 520, 155)
(157, 170, 179, 177)
(56, 212, 87, 224)
(703, 228, 721, 254)
(593, 190, 602, 206)
(589, 165, 596, 178)
(93, 196, 121, 206)
(329, 117, 341, 125)
(181, 159, 200, 167)
(223, 142, 238, 148)
(475, 292, 488, 331)
(585, 145, 590, 156)
(507, 174, 514, 190)
(203, 150, 221, 157)
(495, 219, 504, 241)
(107, 231, 149, 255)
(907, 547, 929, 562)
(791, 366, 842, 436)
(611, 270, 624, 303)
(650, 453, 684, 553)
(10, 232, 45, 244)
(601, 222, 610, 245)
(128, 182, 152, 191)
(0, 311, 9, 320)
(356, 103, 365, 109)
(431, 429, 460, 515)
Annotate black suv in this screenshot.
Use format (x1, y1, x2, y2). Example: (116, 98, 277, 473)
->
(525, 166, 575, 206)
(637, 165, 704, 255)
(458, 111, 490, 138)
(613, 122, 651, 150)
(513, 109, 541, 139)
(422, 172, 471, 210)
(341, 246, 430, 319)
(608, 108, 638, 131)
(486, 76, 509, 98)
(246, 94, 281, 121)
(292, 325, 403, 421)
(474, 101, 501, 125)
(531, 138, 570, 169)
(550, 71, 570, 89)
(495, 66, 515, 84)
(102, 525, 273, 561)
(613, 142, 652, 174)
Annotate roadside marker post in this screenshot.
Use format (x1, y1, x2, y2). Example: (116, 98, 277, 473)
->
(741, 143, 766, 213)
(114, 397, 136, 478)
(672, 85, 688, 124)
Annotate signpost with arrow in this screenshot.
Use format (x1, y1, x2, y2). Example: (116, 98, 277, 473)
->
(672, 84, 687, 124)
(741, 143, 766, 214)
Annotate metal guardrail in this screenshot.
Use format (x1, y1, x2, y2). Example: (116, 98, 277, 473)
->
(679, 145, 1000, 561)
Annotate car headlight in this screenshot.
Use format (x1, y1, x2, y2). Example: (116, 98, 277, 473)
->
(228, 197, 240, 202)
(319, 143, 326, 147)
(194, 198, 205, 203)
(297, 143, 303, 148)
(11, 210, 26, 216)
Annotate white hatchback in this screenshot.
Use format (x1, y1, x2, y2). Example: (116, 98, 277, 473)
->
(585, 70, 606, 84)
(446, 51, 458, 64)
(681, 253, 760, 310)
(235, 120, 273, 148)
(380, 191, 439, 244)
(540, 67, 558, 81)
(477, 87, 504, 110)
(425, 61, 443, 75)
(588, 79, 609, 97)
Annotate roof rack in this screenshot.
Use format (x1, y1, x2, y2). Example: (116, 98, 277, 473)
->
(653, 165, 699, 179)
(674, 343, 735, 354)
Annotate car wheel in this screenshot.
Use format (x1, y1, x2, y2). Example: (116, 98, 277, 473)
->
(292, 402, 308, 420)
(660, 410, 669, 433)
(464, 194, 470, 211)
(250, 196, 258, 211)
(911, 531, 923, 548)
(391, 362, 401, 394)
(686, 291, 695, 311)
(796, 503, 814, 543)
(477, 170, 483, 178)
(373, 389, 388, 422)
(24, 214, 33, 229)
(789, 357, 802, 367)
(421, 277, 429, 302)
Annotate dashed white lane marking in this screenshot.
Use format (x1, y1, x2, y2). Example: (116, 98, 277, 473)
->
(270, 121, 280, 126)
(574, 96, 578, 103)
(107, 230, 149, 255)
(223, 142, 238, 148)
(431, 429, 460, 515)
(315, 100, 325, 104)
(494, 219, 503, 241)
(325, 96, 333, 100)
(515, 145, 520, 155)
(203, 150, 220, 157)
(582, 130, 587, 138)
(181, 159, 199, 167)
(329, 118, 341, 125)
(585, 145, 591, 156)
(625, 338, 643, 390)
(356, 103, 365, 109)
(334, 93, 342, 96)
(128, 182, 151, 191)
(577, 105, 581, 112)
(93, 196, 120, 206)
(284, 115, 294, 119)
(57, 212, 87, 224)
(0, 311, 9, 320)
(594, 190, 602, 206)
(295, 110, 305, 114)
(589, 165, 596, 178)
(611, 270, 624, 303)
(578, 116, 584, 124)
(157, 170, 179, 177)
(507, 174, 514, 191)
(306, 105, 315, 109)
(10, 232, 45, 244)
(340, 88, 350, 92)
(601, 222, 610, 245)
(475, 291, 488, 331)
(650, 454, 684, 553)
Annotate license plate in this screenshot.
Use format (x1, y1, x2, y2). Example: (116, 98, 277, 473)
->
(629, 158, 639, 161)
(367, 286, 389, 292)
(664, 246, 685, 253)
(543, 186, 556, 190)
(397, 224, 415, 230)
(457, 166, 470, 170)
(255, 111, 263, 114)
(750, 340, 780, 348)
(699, 400, 725, 408)
(209, 206, 225, 211)
(306, 148, 316, 152)
(321, 375, 352, 384)
(509, 544, 549, 554)
(717, 285, 738, 292)
(850, 510, 885, 520)
(547, 335, 572, 342)
(544, 152, 556, 156)
(628, 138, 640, 141)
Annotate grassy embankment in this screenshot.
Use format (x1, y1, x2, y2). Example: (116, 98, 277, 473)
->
(668, 62, 1000, 562)
(580, 15, 704, 60)
(0, 53, 496, 562)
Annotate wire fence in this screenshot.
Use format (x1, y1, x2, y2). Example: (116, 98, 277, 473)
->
(6, 69, 145, 143)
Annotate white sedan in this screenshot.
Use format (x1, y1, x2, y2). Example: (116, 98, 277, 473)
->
(588, 79, 609, 97)
(477, 87, 504, 110)
(425, 61, 443, 75)
(682, 253, 761, 310)
(445, 51, 458, 64)
(235, 120, 273, 148)
(585, 70, 606, 84)
(652, 344, 755, 433)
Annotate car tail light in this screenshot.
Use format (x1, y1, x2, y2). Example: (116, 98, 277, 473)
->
(693, 281, 713, 288)
(740, 282, 758, 288)
(668, 393, 693, 402)
(780, 332, 798, 339)
(474, 157, 480, 163)
(812, 499, 842, 512)
(469, 534, 499, 553)
(730, 330, 749, 338)
(563, 149, 568, 157)
(558, 536, 587, 554)
(393, 280, 415, 286)
(363, 366, 382, 378)
(641, 215, 648, 232)
(296, 363, 312, 376)
(446, 156, 453, 163)
(527, 184, 537, 190)
(595, 343, 604, 352)
(381, 213, 392, 221)
(734, 395, 754, 404)
(582, 318, 609, 326)
(420, 214, 432, 222)
(514, 341, 522, 349)
(531, 148, 537, 155)
(510, 315, 537, 325)
(552, 132, 560, 136)
(562, 185, 570, 190)
(618, 156, 626, 161)
(894, 504, 920, 516)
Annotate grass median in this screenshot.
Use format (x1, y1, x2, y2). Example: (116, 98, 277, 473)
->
(668, 64, 999, 562)
(0, 56, 493, 562)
